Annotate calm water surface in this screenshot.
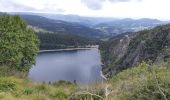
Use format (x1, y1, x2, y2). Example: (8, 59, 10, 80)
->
(28, 48, 102, 84)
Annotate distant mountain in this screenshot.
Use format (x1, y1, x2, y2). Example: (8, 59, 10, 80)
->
(0, 12, 7, 15)
(94, 18, 169, 36)
(41, 14, 117, 26)
(18, 15, 104, 38)
(8, 12, 170, 37)
(9, 12, 118, 26)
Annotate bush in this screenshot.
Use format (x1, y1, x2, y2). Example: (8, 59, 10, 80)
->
(23, 88, 33, 95)
(53, 80, 73, 87)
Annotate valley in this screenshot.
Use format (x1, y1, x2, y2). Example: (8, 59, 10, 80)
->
(0, 12, 170, 100)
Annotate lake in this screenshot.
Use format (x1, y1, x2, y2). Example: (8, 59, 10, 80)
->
(28, 48, 102, 84)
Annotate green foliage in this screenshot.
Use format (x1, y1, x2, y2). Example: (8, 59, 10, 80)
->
(35, 84, 47, 91)
(100, 24, 170, 76)
(0, 66, 11, 76)
(0, 77, 16, 92)
(69, 91, 104, 100)
(0, 74, 76, 100)
(37, 32, 98, 50)
(0, 15, 39, 71)
(109, 61, 170, 100)
(52, 80, 73, 86)
(0, 61, 169, 100)
(23, 88, 33, 95)
(0, 65, 26, 78)
(22, 15, 104, 38)
(50, 90, 67, 100)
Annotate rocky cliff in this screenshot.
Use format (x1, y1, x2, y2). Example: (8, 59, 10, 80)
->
(100, 24, 170, 77)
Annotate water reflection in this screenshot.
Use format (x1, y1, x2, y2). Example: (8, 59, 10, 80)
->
(28, 49, 102, 84)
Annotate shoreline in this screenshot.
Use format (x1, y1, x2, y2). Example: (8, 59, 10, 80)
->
(38, 45, 99, 53)
(39, 48, 94, 53)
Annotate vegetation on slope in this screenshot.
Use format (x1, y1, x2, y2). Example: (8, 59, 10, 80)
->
(0, 61, 169, 100)
(0, 67, 76, 100)
(20, 15, 104, 38)
(108, 61, 170, 100)
(0, 15, 39, 71)
(0, 15, 76, 100)
(37, 32, 98, 50)
(100, 24, 170, 76)
(94, 18, 168, 36)
(0, 14, 169, 100)
(26, 21, 99, 50)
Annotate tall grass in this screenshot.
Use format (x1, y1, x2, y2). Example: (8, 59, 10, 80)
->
(0, 66, 76, 100)
(108, 62, 170, 100)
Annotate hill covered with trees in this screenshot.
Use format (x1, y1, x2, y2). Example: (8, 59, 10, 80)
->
(94, 18, 169, 36)
(37, 32, 98, 50)
(20, 15, 104, 38)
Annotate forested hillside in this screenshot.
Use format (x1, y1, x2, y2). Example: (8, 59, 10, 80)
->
(37, 32, 98, 50)
(10, 13, 170, 38)
(20, 15, 104, 38)
(100, 24, 170, 77)
(95, 18, 168, 36)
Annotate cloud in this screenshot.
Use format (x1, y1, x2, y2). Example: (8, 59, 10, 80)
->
(81, 0, 105, 10)
(0, 0, 37, 11)
(9, 3, 35, 11)
(109, 0, 130, 2)
(0, 0, 65, 13)
(81, 0, 142, 10)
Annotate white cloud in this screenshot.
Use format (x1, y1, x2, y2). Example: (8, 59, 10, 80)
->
(0, 0, 170, 20)
(0, 0, 65, 13)
(80, 0, 142, 10)
(81, 0, 105, 10)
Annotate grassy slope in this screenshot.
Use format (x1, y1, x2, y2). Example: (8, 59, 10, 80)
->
(0, 66, 76, 100)
(0, 61, 170, 100)
(108, 61, 170, 100)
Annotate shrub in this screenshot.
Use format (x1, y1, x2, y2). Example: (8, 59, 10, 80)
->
(53, 80, 73, 87)
(23, 88, 33, 95)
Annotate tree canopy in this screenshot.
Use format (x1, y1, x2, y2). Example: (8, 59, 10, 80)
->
(0, 15, 39, 71)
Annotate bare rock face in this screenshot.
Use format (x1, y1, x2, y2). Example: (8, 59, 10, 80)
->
(110, 35, 130, 65)
(100, 24, 170, 77)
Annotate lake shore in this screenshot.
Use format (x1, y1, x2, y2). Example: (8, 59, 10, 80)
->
(38, 45, 99, 53)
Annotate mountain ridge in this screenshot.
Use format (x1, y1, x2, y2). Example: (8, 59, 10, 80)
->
(12, 14, 105, 38)
(95, 18, 169, 36)
(8, 12, 170, 37)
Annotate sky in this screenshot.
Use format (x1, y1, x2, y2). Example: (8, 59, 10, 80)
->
(0, 0, 170, 20)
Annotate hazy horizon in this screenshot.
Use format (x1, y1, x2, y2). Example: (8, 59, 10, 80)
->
(0, 0, 170, 20)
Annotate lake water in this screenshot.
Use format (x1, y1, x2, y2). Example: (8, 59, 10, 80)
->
(28, 48, 102, 84)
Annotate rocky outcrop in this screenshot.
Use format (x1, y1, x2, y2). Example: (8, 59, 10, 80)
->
(100, 24, 170, 77)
